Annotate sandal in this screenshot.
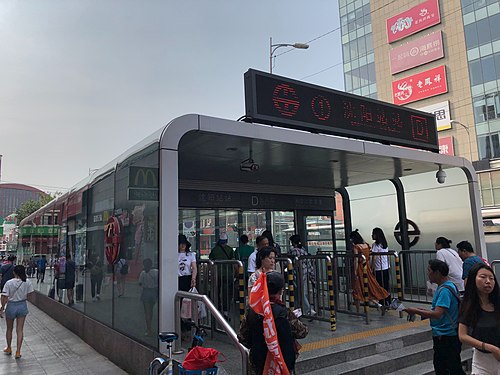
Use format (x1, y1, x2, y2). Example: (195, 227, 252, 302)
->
(3, 347, 12, 355)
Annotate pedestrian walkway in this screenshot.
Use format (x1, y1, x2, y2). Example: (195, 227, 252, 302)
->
(0, 302, 126, 375)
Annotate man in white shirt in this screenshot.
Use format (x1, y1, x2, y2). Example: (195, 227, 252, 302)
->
(247, 235, 269, 273)
(435, 236, 464, 292)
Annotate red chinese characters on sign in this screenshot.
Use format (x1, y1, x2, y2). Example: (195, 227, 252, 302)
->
(390, 31, 444, 74)
(387, 0, 441, 44)
(392, 65, 447, 105)
(439, 136, 454, 155)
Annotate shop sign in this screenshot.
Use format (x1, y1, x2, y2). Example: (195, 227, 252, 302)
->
(417, 100, 451, 131)
(392, 65, 447, 105)
(439, 136, 454, 155)
(390, 31, 444, 74)
(387, 0, 441, 43)
(19, 226, 60, 236)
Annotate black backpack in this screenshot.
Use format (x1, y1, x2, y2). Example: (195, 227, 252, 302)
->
(120, 262, 129, 275)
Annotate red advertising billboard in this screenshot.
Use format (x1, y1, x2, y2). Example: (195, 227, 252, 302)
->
(392, 65, 447, 105)
(439, 136, 454, 155)
(387, 0, 441, 43)
(390, 31, 444, 74)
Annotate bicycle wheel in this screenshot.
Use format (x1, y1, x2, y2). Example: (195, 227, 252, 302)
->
(148, 357, 167, 375)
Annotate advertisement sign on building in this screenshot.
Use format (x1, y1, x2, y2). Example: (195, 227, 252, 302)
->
(390, 31, 444, 74)
(417, 100, 451, 131)
(439, 136, 454, 155)
(392, 65, 448, 105)
(387, 0, 441, 43)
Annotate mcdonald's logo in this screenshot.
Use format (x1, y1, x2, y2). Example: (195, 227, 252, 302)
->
(129, 167, 159, 188)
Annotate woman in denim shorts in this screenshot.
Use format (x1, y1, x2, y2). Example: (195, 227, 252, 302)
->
(0, 265, 34, 359)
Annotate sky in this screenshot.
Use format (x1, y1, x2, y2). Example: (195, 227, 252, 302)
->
(0, 0, 343, 194)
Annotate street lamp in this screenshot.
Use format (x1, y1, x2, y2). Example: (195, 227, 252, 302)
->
(450, 119, 473, 161)
(269, 37, 309, 74)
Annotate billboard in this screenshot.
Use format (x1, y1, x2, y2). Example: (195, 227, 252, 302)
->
(245, 69, 439, 152)
(417, 100, 451, 131)
(392, 65, 447, 105)
(390, 31, 444, 74)
(439, 136, 454, 155)
(387, 0, 441, 43)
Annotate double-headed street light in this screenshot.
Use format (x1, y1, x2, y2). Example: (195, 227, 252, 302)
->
(450, 119, 473, 161)
(269, 37, 309, 74)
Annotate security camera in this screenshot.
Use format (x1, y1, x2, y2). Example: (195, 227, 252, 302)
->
(240, 159, 259, 172)
(436, 165, 446, 184)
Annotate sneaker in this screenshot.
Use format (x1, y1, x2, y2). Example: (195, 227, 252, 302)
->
(92, 297, 97, 302)
(96, 295, 101, 301)
(310, 309, 317, 316)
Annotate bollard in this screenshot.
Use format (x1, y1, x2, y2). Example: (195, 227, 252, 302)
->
(362, 261, 369, 324)
(287, 262, 295, 310)
(394, 252, 403, 318)
(238, 265, 245, 322)
(327, 259, 337, 331)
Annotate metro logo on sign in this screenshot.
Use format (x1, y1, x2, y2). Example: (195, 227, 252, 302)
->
(390, 31, 444, 74)
(392, 65, 447, 105)
(387, 0, 441, 43)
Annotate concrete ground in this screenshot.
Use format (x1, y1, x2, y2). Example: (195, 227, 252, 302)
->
(0, 302, 127, 375)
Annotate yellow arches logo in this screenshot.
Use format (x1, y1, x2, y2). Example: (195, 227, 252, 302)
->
(129, 167, 158, 188)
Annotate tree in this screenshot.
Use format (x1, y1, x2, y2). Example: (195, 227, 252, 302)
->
(16, 194, 55, 224)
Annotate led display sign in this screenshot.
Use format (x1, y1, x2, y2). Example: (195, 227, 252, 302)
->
(244, 69, 439, 153)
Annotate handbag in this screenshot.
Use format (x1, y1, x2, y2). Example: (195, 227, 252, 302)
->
(182, 346, 221, 370)
(181, 287, 207, 320)
(48, 278, 56, 299)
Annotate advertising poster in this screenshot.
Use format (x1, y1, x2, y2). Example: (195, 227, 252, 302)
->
(387, 0, 441, 43)
(392, 65, 447, 105)
(439, 136, 454, 155)
(417, 100, 451, 131)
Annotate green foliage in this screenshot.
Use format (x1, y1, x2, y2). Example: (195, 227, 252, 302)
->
(16, 193, 55, 223)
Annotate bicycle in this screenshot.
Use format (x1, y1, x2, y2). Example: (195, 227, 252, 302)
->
(148, 322, 207, 375)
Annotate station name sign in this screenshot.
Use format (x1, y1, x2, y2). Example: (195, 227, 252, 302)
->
(244, 69, 439, 153)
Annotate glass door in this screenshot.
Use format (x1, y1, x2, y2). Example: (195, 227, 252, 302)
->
(296, 212, 334, 254)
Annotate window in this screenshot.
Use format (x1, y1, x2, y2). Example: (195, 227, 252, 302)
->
(491, 14, 500, 41)
(469, 59, 483, 85)
(464, 23, 479, 49)
(481, 55, 496, 83)
(479, 133, 500, 160)
(477, 18, 492, 46)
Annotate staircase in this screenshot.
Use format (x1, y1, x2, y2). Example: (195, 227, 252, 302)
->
(298, 325, 472, 374)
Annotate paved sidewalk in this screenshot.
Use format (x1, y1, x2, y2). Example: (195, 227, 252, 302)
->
(0, 302, 127, 375)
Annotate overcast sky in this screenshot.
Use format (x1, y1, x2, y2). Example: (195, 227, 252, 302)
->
(0, 0, 342, 194)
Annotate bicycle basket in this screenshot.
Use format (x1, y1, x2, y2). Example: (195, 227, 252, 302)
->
(178, 365, 218, 375)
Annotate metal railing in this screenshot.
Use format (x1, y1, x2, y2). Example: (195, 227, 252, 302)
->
(399, 250, 436, 303)
(491, 259, 500, 275)
(174, 290, 249, 374)
(275, 257, 295, 310)
(295, 254, 337, 330)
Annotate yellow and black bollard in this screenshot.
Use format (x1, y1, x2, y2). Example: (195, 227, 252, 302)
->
(327, 259, 337, 331)
(238, 265, 245, 323)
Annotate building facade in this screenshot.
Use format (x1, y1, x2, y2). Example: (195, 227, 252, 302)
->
(339, 0, 500, 227)
(0, 183, 46, 219)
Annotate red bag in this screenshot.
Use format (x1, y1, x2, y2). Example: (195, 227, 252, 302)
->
(182, 347, 220, 370)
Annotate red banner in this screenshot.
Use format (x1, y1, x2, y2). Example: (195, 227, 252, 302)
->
(249, 273, 290, 375)
(439, 136, 454, 155)
(387, 0, 441, 43)
(392, 65, 447, 105)
(390, 31, 444, 74)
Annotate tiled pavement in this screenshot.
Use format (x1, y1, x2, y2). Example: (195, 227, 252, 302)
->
(0, 302, 127, 375)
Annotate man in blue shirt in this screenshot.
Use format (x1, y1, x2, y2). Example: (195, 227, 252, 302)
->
(405, 259, 465, 375)
(37, 255, 48, 283)
(456, 240, 486, 286)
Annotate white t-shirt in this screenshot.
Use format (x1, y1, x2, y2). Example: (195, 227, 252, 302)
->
(178, 252, 196, 276)
(436, 248, 465, 292)
(1, 278, 34, 302)
(247, 250, 258, 273)
(371, 243, 390, 271)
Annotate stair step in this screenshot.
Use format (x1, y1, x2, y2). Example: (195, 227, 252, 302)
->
(303, 341, 433, 374)
(297, 325, 431, 373)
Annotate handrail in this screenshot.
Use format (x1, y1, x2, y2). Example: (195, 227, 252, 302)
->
(175, 290, 249, 374)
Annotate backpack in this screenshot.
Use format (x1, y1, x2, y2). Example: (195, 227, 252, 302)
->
(120, 261, 129, 275)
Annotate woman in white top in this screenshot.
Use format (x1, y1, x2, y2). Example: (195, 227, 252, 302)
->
(435, 237, 465, 293)
(0, 265, 34, 359)
(178, 234, 197, 292)
(248, 246, 277, 295)
(371, 227, 391, 307)
(138, 258, 159, 337)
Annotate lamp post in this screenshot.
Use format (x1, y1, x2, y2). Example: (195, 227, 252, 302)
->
(269, 37, 309, 74)
(450, 119, 473, 161)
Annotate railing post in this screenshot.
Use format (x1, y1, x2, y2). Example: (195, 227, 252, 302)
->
(238, 264, 245, 322)
(287, 261, 295, 310)
(326, 257, 337, 331)
(362, 257, 369, 324)
(393, 252, 403, 318)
